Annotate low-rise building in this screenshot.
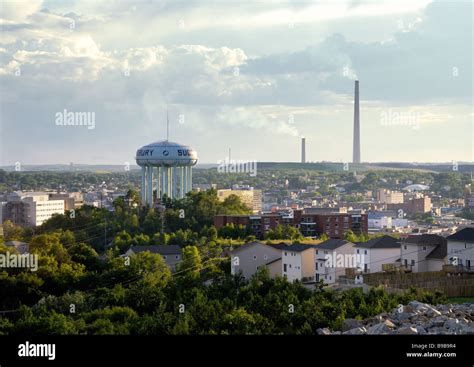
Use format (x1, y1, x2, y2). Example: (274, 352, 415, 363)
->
(125, 245, 182, 271)
(315, 239, 355, 284)
(230, 241, 282, 279)
(280, 244, 317, 282)
(353, 235, 400, 274)
(399, 234, 447, 272)
(4, 240, 29, 254)
(446, 227, 474, 269)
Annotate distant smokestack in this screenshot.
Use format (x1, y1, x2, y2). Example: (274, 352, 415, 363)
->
(353, 80, 361, 164)
(301, 137, 306, 163)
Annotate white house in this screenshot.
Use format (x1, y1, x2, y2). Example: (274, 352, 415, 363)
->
(280, 244, 317, 283)
(446, 227, 474, 269)
(353, 235, 400, 274)
(315, 239, 355, 284)
(399, 234, 447, 272)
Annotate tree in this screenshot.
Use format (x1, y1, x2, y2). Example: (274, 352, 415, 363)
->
(177, 246, 202, 281)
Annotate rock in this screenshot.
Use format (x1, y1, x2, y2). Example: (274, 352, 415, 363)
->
(342, 318, 363, 332)
(343, 326, 367, 335)
(430, 316, 447, 327)
(425, 307, 442, 317)
(415, 325, 427, 335)
(398, 326, 418, 335)
(367, 321, 394, 335)
(444, 319, 460, 330)
(316, 328, 331, 335)
(394, 312, 416, 322)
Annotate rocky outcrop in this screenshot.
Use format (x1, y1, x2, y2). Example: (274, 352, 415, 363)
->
(317, 301, 474, 335)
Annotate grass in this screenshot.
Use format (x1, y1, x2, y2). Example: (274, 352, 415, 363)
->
(447, 297, 474, 304)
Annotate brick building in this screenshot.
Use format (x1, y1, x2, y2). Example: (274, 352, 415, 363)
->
(214, 209, 368, 239)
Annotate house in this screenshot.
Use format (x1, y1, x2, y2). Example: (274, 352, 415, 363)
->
(353, 235, 400, 273)
(125, 245, 182, 271)
(399, 234, 447, 272)
(446, 227, 474, 269)
(230, 241, 282, 279)
(4, 241, 29, 255)
(279, 244, 317, 283)
(315, 239, 355, 284)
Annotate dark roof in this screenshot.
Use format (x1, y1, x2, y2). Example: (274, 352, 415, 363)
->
(426, 242, 447, 260)
(274, 244, 318, 252)
(265, 257, 282, 266)
(354, 235, 400, 249)
(401, 234, 447, 246)
(5, 241, 28, 247)
(317, 239, 353, 250)
(231, 241, 266, 253)
(128, 245, 181, 255)
(446, 227, 474, 242)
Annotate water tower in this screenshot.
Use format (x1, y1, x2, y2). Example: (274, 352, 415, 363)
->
(135, 140, 198, 206)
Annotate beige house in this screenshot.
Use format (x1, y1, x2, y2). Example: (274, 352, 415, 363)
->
(230, 241, 281, 279)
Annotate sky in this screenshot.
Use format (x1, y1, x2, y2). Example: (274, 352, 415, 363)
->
(0, 0, 472, 165)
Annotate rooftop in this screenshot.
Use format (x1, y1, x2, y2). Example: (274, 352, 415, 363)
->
(354, 235, 400, 249)
(316, 239, 353, 250)
(446, 227, 474, 242)
(127, 245, 182, 255)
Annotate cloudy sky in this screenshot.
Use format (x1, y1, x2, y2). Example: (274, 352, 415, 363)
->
(0, 0, 472, 165)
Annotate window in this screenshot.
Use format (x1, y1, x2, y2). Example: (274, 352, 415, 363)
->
(411, 260, 415, 266)
(253, 255, 257, 260)
(404, 245, 407, 250)
(364, 250, 367, 255)
(163, 255, 167, 260)
(357, 249, 360, 254)
(175, 255, 179, 259)
(404, 259, 408, 266)
(283, 264, 287, 272)
(316, 250, 318, 255)
(422, 246, 427, 251)
(315, 263, 318, 270)
(264, 255, 268, 260)
(284, 252, 287, 256)
(289, 264, 292, 268)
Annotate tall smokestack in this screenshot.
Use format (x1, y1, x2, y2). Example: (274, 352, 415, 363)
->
(353, 80, 361, 163)
(301, 137, 306, 163)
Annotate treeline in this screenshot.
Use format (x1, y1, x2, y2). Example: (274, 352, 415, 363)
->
(0, 240, 447, 335)
(1, 168, 470, 199)
(3, 189, 252, 251)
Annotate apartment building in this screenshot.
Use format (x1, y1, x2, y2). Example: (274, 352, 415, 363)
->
(215, 209, 368, 239)
(446, 227, 474, 269)
(217, 188, 262, 213)
(315, 239, 355, 284)
(376, 189, 404, 204)
(399, 234, 447, 272)
(1, 192, 65, 226)
(353, 235, 400, 274)
(280, 244, 317, 282)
